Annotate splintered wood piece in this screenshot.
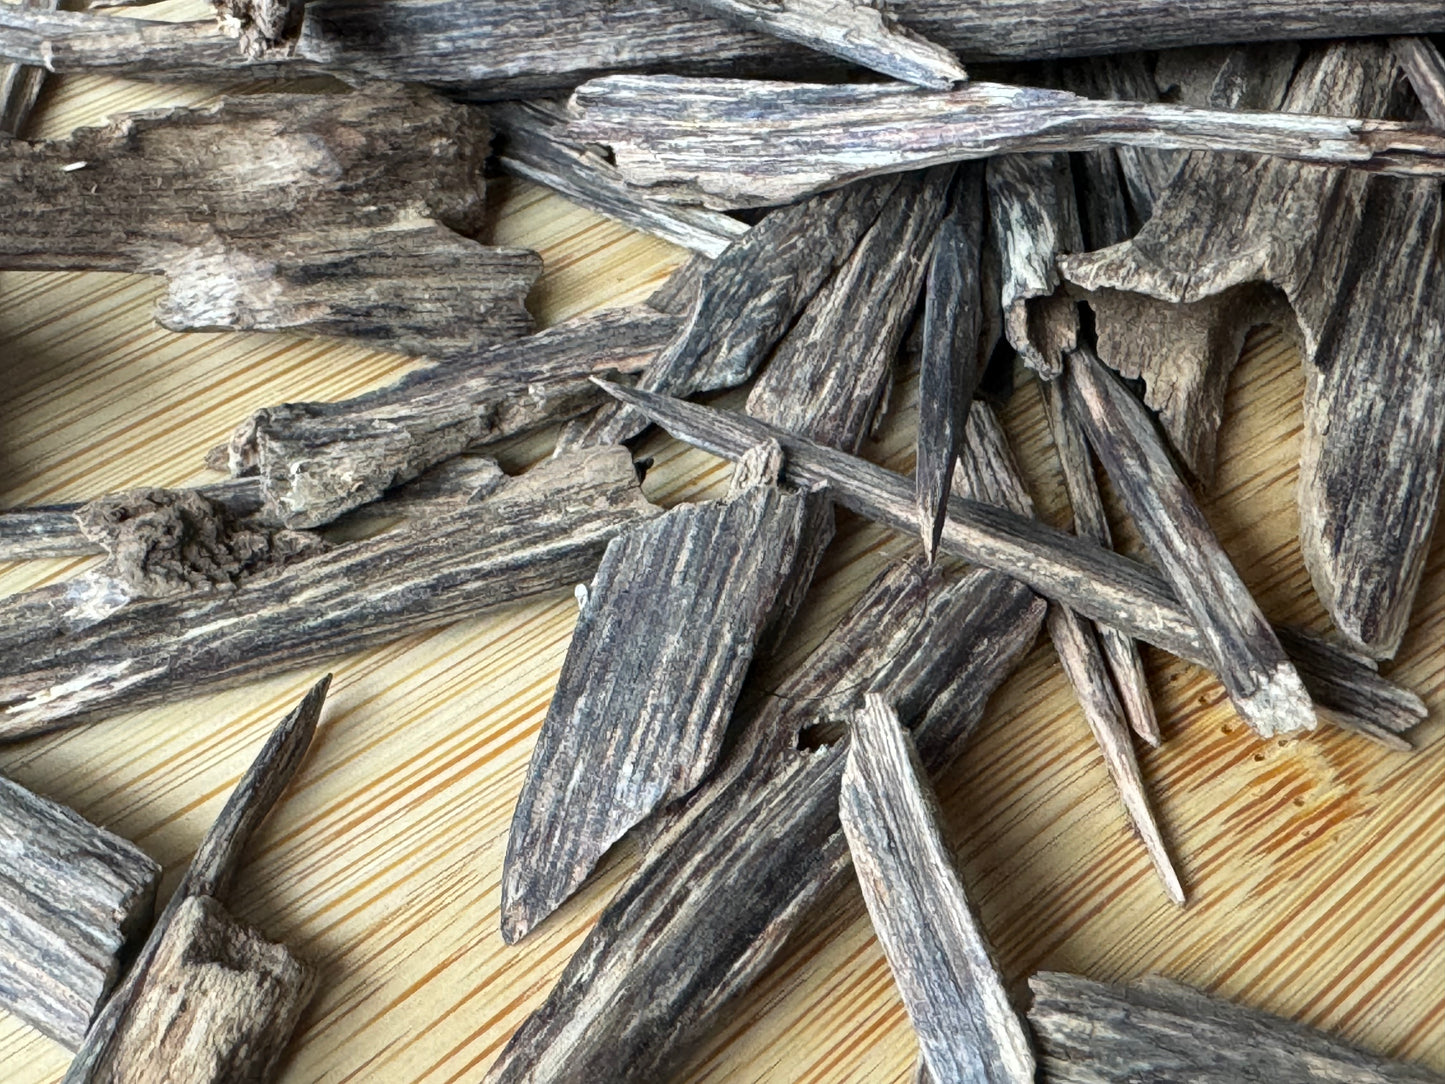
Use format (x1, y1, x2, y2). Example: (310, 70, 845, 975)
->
(592, 383, 1425, 739)
(483, 562, 1046, 1084)
(0, 448, 659, 737)
(214, 0, 304, 58)
(0, 84, 540, 356)
(915, 164, 984, 559)
(675, 0, 964, 88)
(559, 176, 895, 451)
(221, 306, 679, 528)
(500, 449, 820, 943)
(1066, 347, 1314, 739)
(0, 0, 53, 138)
(1040, 380, 1160, 746)
(1061, 43, 1394, 480)
(1392, 36, 1445, 127)
(64, 676, 328, 1084)
(841, 695, 1035, 1084)
(102, 895, 315, 1084)
(985, 153, 1081, 377)
(955, 403, 1182, 904)
(1298, 174, 1445, 660)
(1028, 972, 1445, 1083)
(748, 166, 951, 451)
(0, 776, 160, 1049)
(566, 73, 1445, 210)
(489, 100, 748, 258)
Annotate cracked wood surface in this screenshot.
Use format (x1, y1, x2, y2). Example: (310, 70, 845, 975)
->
(0, 72, 1439, 1084)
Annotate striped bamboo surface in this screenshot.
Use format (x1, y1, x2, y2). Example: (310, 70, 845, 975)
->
(1, 49, 1442, 1084)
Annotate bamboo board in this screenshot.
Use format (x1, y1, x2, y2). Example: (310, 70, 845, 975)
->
(0, 54, 1442, 1084)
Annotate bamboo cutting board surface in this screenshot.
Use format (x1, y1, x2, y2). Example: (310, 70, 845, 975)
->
(1, 53, 1442, 1084)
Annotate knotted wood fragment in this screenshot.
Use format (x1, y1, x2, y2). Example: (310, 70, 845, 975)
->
(500, 442, 827, 942)
(489, 100, 748, 257)
(63, 676, 329, 1084)
(559, 176, 895, 450)
(674, 0, 964, 88)
(220, 306, 679, 528)
(1028, 971, 1444, 1083)
(0, 776, 160, 1049)
(0, 447, 659, 737)
(1066, 347, 1313, 739)
(484, 562, 1045, 1084)
(567, 73, 1445, 210)
(593, 383, 1425, 741)
(915, 164, 984, 559)
(0, 84, 540, 356)
(841, 695, 1036, 1084)
(213, 0, 304, 58)
(955, 403, 1181, 904)
(747, 166, 951, 451)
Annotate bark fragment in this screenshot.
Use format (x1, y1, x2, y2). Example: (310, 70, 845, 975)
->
(0, 448, 659, 737)
(0, 84, 540, 356)
(593, 382, 1425, 740)
(1028, 971, 1445, 1084)
(500, 446, 825, 943)
(567, 72, 1445, 210)
(213, 0, 304, 59)
(0, 776, 160, 1049)
(840, 695, 1036, 1084)
(0, 0, 53, 138)
(483, 562, 1045, 1084)
(1391, 36, 1445, 126)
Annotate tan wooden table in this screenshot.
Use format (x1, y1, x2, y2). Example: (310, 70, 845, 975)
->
(1, 48, 1442, 1084)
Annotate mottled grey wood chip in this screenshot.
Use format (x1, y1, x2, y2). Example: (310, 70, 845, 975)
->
(1029, 971, 1445, 1084)
(841, 694, 1035, 1084)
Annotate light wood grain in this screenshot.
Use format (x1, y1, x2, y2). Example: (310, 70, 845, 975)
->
(0, 58, 1441, 1084)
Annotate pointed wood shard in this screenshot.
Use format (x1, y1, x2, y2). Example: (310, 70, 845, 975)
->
(0, 0, 53, 138)
(1392, 37, 1445, 127)
(841, 694, 1036, 1084)
(675, 0, 964, 88)
(566, 72, 1445, 210)
(916, 164, 985, 560)
(484, 563, 1045, 1084)
(748, 166, 952, 452)
(1041, 380, 1160, 746)
(0, 776, 160, 1049)
(592, 383, 1423, 739)
(0, 448, 659, 737)
(500, 443, 826, 943)
(1028, 972, 1445, 1083)
(559, 177, 896, 450)
(64, 675, 329, 1084)
(0, 85, 540, 356)
(1066, 347, 1314, 738)
(1298, 174, 1445, 660)
(955, 404, 1182, 905)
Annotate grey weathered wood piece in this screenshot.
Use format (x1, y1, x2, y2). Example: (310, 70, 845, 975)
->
(593, 382, 1425, 740)
(1028, 971, 1445, 1084)
(483, 561, 1046, 1084)
(558, 177, 895, 451)
(954, 403, 1182, 904)
(0, 0, 54, 138)
(748, 167, 950, 451)
(214, 0, 304, 58)
(500, 446, 820, 943)
(1066, 347, 1314, 739)
(0, 776, 159, 1049)
(63, 676, 328, 1084)
(0, 448, 659, 737)
(985, 153, 1081, 378)
(489, 100, 748, 258)
(1392, 36, 1445, 127)
(0, 84, 540, 356)
(841, 694, 1035, 1084)
(1062, 42, 1392, 482)
(1299, 174, 1445, 660)
(219, 305, 679, 528)
(674, 0, 964, 88)
(566, 72, 1445, 210)
(1040, 379, 1160, 746)
(915, 163, 984, 559)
